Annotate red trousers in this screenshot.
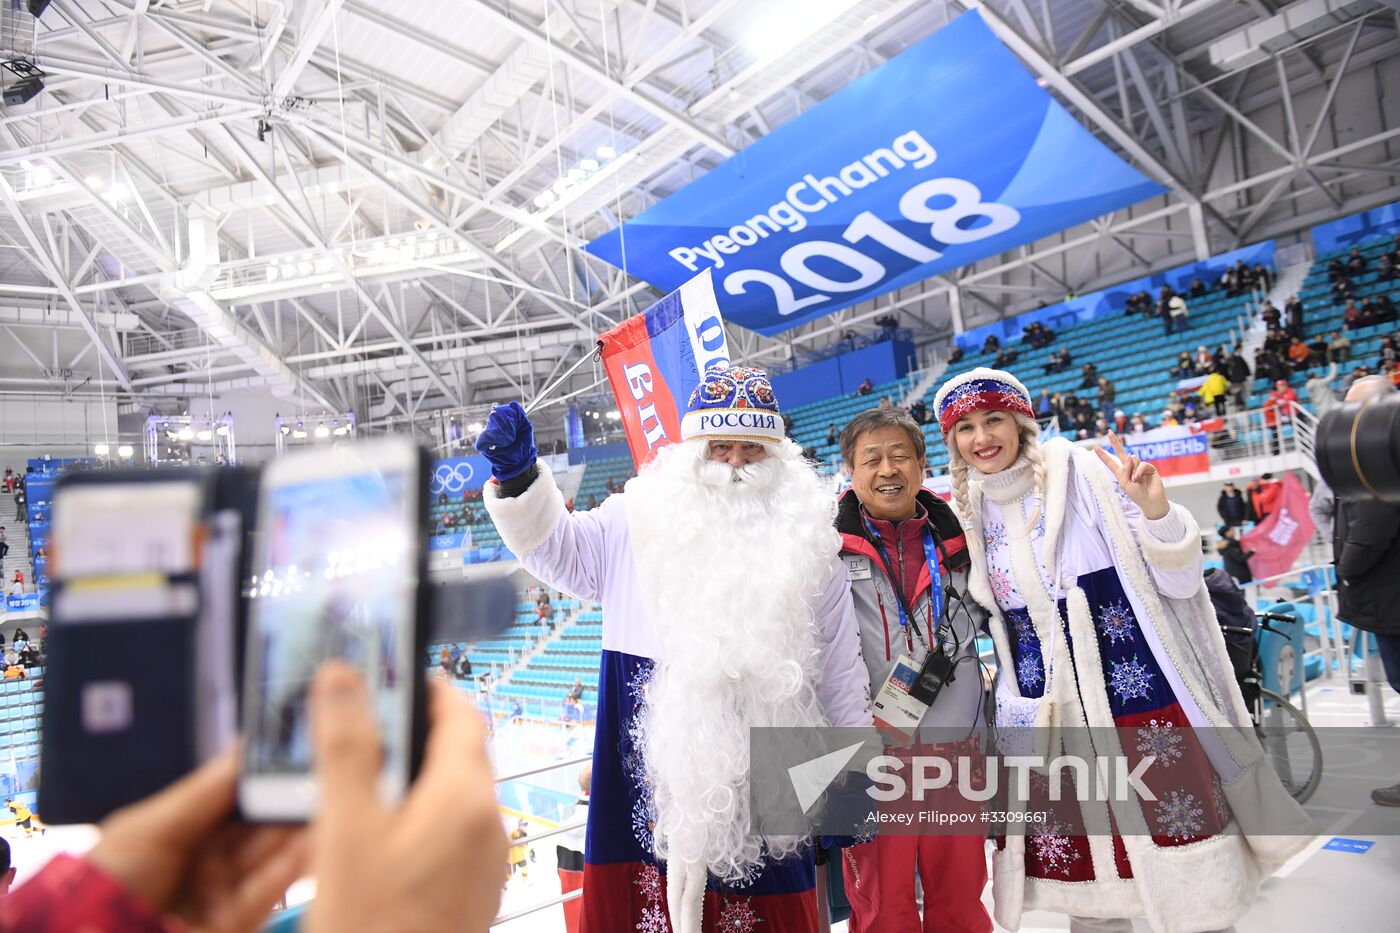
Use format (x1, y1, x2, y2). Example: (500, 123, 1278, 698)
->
(558, 867, 583, 933)
(842, 834, 991, 933)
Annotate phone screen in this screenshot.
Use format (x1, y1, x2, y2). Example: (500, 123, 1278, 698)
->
(244, 467, 415, 786)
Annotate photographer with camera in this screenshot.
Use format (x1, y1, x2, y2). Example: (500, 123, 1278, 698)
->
(1316, 375, 1400, 806)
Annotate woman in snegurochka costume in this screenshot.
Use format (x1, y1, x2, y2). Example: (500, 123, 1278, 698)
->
(932, 367, 1312, 933)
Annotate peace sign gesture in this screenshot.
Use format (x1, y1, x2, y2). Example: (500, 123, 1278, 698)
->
(1093, 431, 1170, 520)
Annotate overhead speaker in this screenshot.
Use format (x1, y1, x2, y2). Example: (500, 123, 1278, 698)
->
(27, 1, 54, 17)
(2, 77, 42, 107)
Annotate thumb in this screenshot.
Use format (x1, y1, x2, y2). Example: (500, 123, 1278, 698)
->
(310, 662, 384, 819)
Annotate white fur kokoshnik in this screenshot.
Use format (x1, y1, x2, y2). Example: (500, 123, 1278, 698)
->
(680, 364, 786, 445)
(933, 366, 1035, 436)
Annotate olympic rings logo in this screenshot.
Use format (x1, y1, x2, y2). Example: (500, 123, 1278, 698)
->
(431, 460, 475, 494)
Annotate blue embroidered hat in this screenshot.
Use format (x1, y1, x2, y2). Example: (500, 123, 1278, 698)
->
(681, 364, 786, 444)
(933, 367, 1034, 436)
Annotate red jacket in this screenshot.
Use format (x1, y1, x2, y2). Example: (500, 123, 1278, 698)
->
(1263, 387, 1297, 426)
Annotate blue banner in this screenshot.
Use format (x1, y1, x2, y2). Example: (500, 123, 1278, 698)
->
(430, 533, 469, 551)
(4, 594, 40, 614)
(429, 456, 490, 496)
(1311, 201, 1400, 256)
(584, 11, 1163, 336)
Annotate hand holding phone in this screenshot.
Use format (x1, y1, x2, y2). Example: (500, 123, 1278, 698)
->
(306, 663, 506, 933)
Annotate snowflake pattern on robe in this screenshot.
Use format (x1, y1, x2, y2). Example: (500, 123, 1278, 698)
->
(984, 520, 1007, 553)
(990, 568, 1013, 605)
(717, 897, 763, 932)
(1013, 613, 1037, 648)
(635, 864, 667, 933)
(631, 796, 657, 854)
(1154, 789, 1206, 841)
(1016, 652, 1045, 692)
(1097, 600, 1135, 646)
(1134, 719, 1184, 767)
(1108, 657, 1154, 703)
(1030, 821, 1082, 876)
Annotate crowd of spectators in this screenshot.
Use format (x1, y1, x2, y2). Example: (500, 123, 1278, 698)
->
(1, 626, 43, 680)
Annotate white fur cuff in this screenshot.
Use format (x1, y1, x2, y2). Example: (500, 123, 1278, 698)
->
(482, 460, 566, 556)
(1137, 503, 1200, 572)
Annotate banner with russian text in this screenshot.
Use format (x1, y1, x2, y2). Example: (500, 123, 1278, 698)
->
(1089, 424, 1215, 478)
(598, 270, 732, 468)
(1242, 473, 1315, 581)
(583, 10, 1162, 336)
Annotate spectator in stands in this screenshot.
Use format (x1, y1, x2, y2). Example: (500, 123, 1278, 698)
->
(1171, 352, 1196, 380)
(1191, 345, 1212, 373)
(436, 647, 453, 675)
(1218, 483, 1249, 528)
(1200, 367, 1230, 417)
(1130, 413, 1149, 433)
(948, 345, 964, 364)
(567, 678, 584, 704)
(1347, 365, 1375, 392)
(1380, 251, 1397, 281)
(1327, 330, 1352, 363)
(1327, 258, 1345, 281)
(1043, 350, 1060, 374)
(1381, 334, 1398, 364)
(1235, 259, 1254, 290)
(1216, 525, 1255, 584)
(1342, 302, 1364, 331)
(1159, 408, 1180, 427)
(1307, 331, 1329, 362)
(1189, 278, 1207, 299)
(7, 574, 21, 597)
(1260, 301, 1282, 330)
(1388, 360, 1400, 387)
(1254, 263, 1273, 291)
(1286, 336, 1312, 372)
(1248, 473, 1282, 522)
(1097, 376, 1116, 420)
(856, 377, 874, 396)
(982, 334, 1000, 353)
(1280, 295, 1303, 336)
(1112, 410, 1129, 434)
(1333, 275, 1356, 302)
(826, 424, 838, 447)
(1376, 293, 1397, 322)
(1221, 265, 1237, 295)
(453, 649, 472, 681)
(1036, 389, 1054, 418)
(1225, 346, 1251, 407)
(1263, 381, 1298, 454)
(909, 399, 930, 425)
(1079, 362, 1098, 389)
(0, 469, 11, 494)
(1256, 346, 1290, 386)
(1167, 292, 1189, 332)
(1304, 362, 1341, 417)
(0, 528, 6, 574)
(1346, 247, 1367, 276)
(12, 483, 23, 522)
(993, 346, 1019, 368)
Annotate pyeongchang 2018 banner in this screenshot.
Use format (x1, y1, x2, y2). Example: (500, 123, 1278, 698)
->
(583, 11, 1164, 337)
(599, 270, 732, 468)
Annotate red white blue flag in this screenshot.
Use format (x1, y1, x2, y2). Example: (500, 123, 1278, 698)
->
(598, 270, 732, 468)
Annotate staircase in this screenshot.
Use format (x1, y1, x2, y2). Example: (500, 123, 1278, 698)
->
(901, 360, 949, 408)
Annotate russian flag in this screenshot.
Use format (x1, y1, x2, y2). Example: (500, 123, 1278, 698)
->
(598, 270, 733, 468)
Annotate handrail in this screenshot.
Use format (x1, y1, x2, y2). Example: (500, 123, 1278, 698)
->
(494, 752, 593, 785)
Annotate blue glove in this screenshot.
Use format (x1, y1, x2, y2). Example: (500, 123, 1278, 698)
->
(477, 401, 537, 481)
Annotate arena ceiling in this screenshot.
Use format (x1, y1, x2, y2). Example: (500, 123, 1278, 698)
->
(0, 0, 1397, 429)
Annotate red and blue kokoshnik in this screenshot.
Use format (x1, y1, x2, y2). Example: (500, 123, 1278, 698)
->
(935, 377, 1035, 434)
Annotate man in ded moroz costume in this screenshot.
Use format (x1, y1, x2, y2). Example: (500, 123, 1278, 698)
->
(933, 367, 1311, 933)
(479, 364, 872, 933)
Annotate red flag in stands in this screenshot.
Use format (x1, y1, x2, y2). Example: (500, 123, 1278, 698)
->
(597, 270, 731, 468)
(1242, 472, 1315, 582)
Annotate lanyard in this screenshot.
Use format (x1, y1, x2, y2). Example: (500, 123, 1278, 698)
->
(861, 516, 944, 644)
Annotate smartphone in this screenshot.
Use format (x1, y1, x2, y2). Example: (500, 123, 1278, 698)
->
(238, 439, 428, 821)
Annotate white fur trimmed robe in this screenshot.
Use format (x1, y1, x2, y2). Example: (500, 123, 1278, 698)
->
(960, 438, 1312, 932)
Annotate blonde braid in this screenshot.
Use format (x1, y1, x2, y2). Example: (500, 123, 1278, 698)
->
(1020, 434, 1048, 530)
(949, 453, 972, 524)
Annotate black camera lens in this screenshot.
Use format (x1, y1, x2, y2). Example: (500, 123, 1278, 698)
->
(1315, 392, 1400, 502)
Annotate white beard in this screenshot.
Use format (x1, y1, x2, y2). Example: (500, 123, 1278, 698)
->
(624, 438, 840, 885)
